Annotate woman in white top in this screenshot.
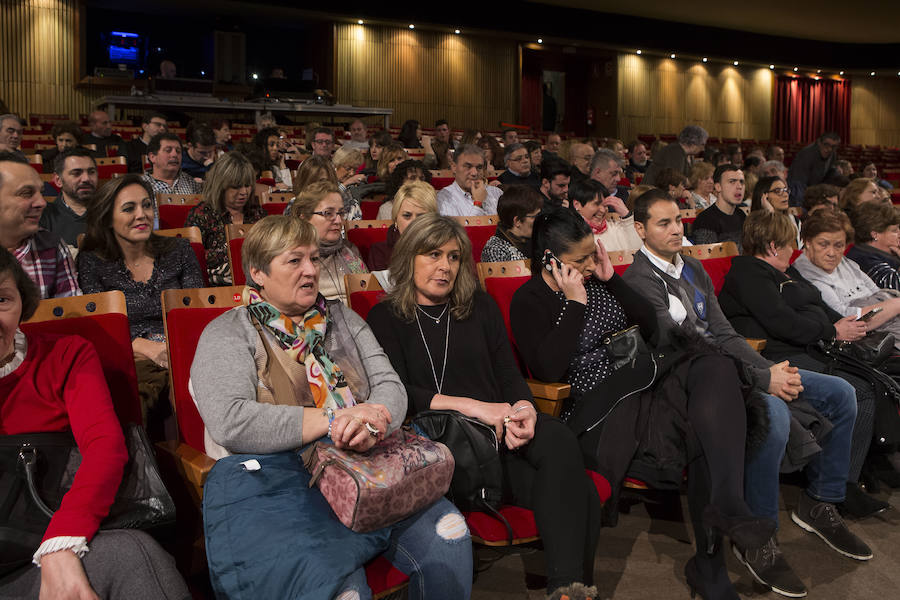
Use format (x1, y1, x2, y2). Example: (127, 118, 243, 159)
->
(569, 178, 642, 252)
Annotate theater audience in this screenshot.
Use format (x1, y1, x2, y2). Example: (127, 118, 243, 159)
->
(369, 180, 438, 271)
(862, 162, 894, 191)
(687, 162, 716, 209)
(497, 143, 539, 188)
(481, 185, 542, 262)
(501, 128, 519, 146)
(625, 140, 650, 182)
(181, 124, 217, 180)
(761, 160, 788, 179)
(123, 113, 168, 173)
(625, 194, 868, 597)
(332, 146, 367, 220)
(540, 157, 571, 208)
(376, 159, 431, 220)
(787, 132, 840, 203)
(568, 142, 595, 183)
(309, 126, 335, 157)
(437, 145, 502, 217)
(839, 177, 881, 214)
(367, 213, 602, 594)
(0, 152, 79, 298)
(433, 119, 456, 150)
(803, 183, 840, 214)
(792, 210, 900, 351)
(398, 119, 423, 149)
(510, 206, 774, 599)
(344, 118, 370, 152)
(289, 180, 368, 304)
(185, 152, 267, 285)
(718, 210, 890, 518)
(377, 143, 409, 182)
(477, 135, 504, 172)
(77, 175, 203, 428)
(210, 118, 232, 154)
(524, 140, 542, 174)
(0, 114, 24, 157)
(253, 127, 291, 189)
(642, 125, 708, 186)
(569, 178, 641, 253)
(85, 110, 123, 157)
(767, 145, 786, 164)
(690, 164, 746, 249)
(141, 133, 202, 197)
(750, 175, 800, 247)
(655, 167, 690, 208)
(589, 149, 628, 202)
(39, 121, 83, 165)
(189, 215, 472, 600)
(0, 248, 191, 600)
(427, 139, 452, 170)
(846, 202, 900, 291)
(363, 131, 393, 175)
(39, 148, 97, 247)
(458, 129, 482, 148)
(544, 132, 562, 156)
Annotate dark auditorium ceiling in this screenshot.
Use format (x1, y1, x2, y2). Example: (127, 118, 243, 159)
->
(533, 0, 900, 44)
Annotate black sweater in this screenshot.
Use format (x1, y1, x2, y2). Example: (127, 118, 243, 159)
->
(509, 273, 658, 386)
(366, 291, 532, 416)
(718, 255, 842, 361)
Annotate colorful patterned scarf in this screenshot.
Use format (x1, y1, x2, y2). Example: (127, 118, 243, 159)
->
(243, 286, 356, 410)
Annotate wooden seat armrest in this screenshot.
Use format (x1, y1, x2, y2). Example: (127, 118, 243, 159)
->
(156, 440, 216, 489)
(745, 338, 767, 352)
(526, 379, 571, 401)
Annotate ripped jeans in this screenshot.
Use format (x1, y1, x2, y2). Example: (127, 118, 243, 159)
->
(335, 497, 472, 600)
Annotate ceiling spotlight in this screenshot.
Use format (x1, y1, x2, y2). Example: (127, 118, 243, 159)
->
(733, 60, 739, 66)
(793, 67, 798, 72)
(200, 70, 205, 76)
(251, 73, 258, 80)
(817, 69, 822, 73)
(702, 57, 708, 63)
(636, 49, 642, 55)
(871, 71, 876, 76)
(357, 19, 364, 25)
(670, 53, 676, 59)
(454, 29, 460, 34)
(839, 71, 844, 75)
(769, 64, 774, 69)
(537, 38, 543, 44)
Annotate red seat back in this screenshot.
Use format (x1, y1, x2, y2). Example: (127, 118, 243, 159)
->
(348, 290, 385, 321)
(613, 263, 630, 277)
(190, 242, 209, 286)
(483, 275, 530, 371)
(21, 312, 141, 427)
(158, 204, 195, 230)
(360, 201, 381, 220)
(430, 177, 455, 190)
(229, 238, 246, 285)
(464, 225, 495, 263)
(262, 202, 288, 216)
(97, 164, 127, 179)
(346, 224, 391, 266)
(700, 256, 734, 296)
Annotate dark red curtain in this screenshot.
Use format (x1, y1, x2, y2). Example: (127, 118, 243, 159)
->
(774, 76, 851, 143)
(520, 65, 542, 132)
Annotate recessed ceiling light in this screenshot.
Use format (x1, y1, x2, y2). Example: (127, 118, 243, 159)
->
(769, 65, 775, 69)
(537, 38, 543, 44)
(793, 67, 798, 72)
(357, 19, 363, 25)
(871, 71, 876, 76)
(817, 69, 822, 73)
(702, 57, 708, 63)
(636, 49, 642, 55)
(670, 53, 675, 59)
(839, 71, 844, 75)
(454, 29, 460, 34)
(251, 73, 258, 80)
(733, 60, 739, 66)
(408, 24, 415, 29)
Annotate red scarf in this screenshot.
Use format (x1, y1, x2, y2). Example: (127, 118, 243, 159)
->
(587, 216, 608, 235)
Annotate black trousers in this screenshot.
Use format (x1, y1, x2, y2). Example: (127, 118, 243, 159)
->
(500, 413, 603, 592)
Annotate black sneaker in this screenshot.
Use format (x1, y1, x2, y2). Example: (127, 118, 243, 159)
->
(791, 492, 873, 560)
(838, 482, 889, 519)
(732, 537, 807, 598)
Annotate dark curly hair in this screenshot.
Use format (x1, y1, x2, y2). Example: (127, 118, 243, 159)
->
(0, 247, 40, 322)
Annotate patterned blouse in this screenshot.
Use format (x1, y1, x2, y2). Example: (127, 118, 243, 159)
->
(184, 201, 268, 285)
(76, 238, 204, 340)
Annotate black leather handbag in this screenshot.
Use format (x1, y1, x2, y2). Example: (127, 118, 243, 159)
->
(0, 424, 175, 576)
(835, 330, 894, 368)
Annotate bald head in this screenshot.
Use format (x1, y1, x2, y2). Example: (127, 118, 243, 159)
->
(569, 143, 595, 176)
(89, 111, 112, 138)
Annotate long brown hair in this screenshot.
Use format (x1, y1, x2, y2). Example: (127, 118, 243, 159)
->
(81, 174, 177, 261)
(384, 214, 476, 322)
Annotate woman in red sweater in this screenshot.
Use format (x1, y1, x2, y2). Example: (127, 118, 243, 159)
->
(0, 248, 188, 599)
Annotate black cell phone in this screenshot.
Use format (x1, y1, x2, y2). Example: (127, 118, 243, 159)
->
(542, 250, 562, 272)
(857, 307, 883, 322)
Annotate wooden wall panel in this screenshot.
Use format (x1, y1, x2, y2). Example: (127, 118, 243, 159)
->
(850, 78, 900, 147)
(334, 24, 517, 130)
(0, 0, 102, 120)
(618, 54, 773, 142)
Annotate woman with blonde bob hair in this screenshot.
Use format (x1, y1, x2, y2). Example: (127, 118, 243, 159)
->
(185, 151, 267, 284)
(367, 214, 603, 595)
(839, 177, 881, 214)
(368, 180, 438, 270)
(191, 215, 473, 600)
(377, 143, 409, 181)
(290, 180, 368, 303)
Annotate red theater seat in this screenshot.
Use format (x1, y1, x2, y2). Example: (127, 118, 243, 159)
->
(346, 220, 392, 266)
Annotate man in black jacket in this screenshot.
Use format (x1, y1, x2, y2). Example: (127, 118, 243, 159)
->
(787, 132, 840, 205)
(642, 125, 707, 186)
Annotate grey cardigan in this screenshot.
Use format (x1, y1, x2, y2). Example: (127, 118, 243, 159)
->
(190, 302, 407, 458)
(623, 250, 772, 391)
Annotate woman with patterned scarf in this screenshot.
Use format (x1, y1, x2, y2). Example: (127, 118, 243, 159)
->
(480, 184, 543, 263)
(190, 215, 472, 600)
(569, 178, 644, 253)
(289, 180, 369, 305)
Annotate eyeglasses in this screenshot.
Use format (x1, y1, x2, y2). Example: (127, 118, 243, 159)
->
(312, 208, 349, 220)
(767, 187, 789, 195)
(509, 154, 530, 162)
(312, 138, 333, 145)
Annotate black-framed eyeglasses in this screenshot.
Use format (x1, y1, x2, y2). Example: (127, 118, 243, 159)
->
(767, 187, 789, 195)
(312, 208, 349, 220)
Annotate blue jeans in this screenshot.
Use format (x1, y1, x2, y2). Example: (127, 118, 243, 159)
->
(744, 369, 857, 524)
(336, 497, 473, 600)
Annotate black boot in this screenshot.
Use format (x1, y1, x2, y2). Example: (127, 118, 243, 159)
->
(837, 482, 889, 520)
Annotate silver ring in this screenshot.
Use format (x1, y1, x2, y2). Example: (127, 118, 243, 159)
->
(364, 422, 380, 436)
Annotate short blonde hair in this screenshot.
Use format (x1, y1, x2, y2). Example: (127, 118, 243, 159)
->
(202, 152, 257, 214)
(626, 184, 654, 211)
(332, 146, 364, 170)
(741, 210, 797, 256)
(688, 162, 714, 189)
(243, 216, 318, 287)
(391, 181, 438, 222)
(385, 214, 476, 322)
(290, 180, 341, 220)
(292, 155, 339, 196)
(377, 143, 408, 180)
